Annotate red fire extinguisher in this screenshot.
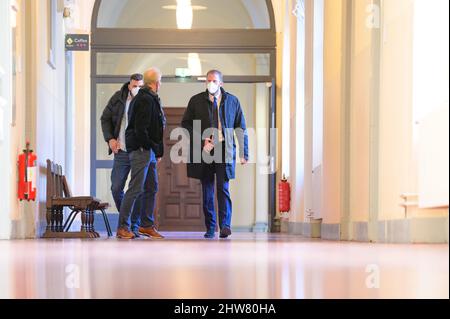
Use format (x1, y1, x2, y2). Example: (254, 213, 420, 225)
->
(278, 174, 291, 217)
(18, 142, 37, 201)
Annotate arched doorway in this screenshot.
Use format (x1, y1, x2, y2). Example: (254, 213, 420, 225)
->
(90, 0, 277, 232)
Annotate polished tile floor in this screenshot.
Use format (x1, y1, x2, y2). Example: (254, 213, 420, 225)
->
(0, 233, 448, 299)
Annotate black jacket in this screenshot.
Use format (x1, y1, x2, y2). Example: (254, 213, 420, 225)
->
(126, 87, 166, 158)
(181, 88, 249, 180)
(100, 82, 130, 155)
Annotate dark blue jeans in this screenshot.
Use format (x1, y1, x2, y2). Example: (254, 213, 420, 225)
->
(117, 149, 158, 231)
(111, 151, 143, 231)
(201, 162, 232, 232)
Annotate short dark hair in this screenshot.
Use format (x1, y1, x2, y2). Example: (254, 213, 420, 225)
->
(130, 73, 143, 82)
(206, 70, 223, 82)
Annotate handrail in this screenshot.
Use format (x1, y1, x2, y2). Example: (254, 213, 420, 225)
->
(399, 194, 419, 217)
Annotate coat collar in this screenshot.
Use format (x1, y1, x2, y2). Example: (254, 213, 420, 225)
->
(141, 86, 160, 99)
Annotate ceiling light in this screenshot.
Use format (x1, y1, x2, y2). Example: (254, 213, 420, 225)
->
(176, 0, 193, 29)
(162, 1, 207, 29)
(188, 53, 202, 76)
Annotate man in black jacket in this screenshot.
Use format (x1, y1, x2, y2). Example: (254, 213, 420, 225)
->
(117, 67, 166, 239)
(100, 73, 143, 237)
(182, 70, 249, 239)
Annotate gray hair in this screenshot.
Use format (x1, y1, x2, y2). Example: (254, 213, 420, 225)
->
(144, 67, 162, 85)
(206, 69, 223, 82)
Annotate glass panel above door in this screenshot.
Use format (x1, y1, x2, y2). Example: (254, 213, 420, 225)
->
(97, 52, 271, 77)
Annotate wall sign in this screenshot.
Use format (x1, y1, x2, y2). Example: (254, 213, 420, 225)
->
(65, 34, 89, 51)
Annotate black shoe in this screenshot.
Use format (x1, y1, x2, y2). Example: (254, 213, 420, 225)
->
(220, 227, 232, 238)
(204, 231, 216, 239)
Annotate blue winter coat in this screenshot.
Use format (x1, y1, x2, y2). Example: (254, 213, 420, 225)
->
(181, 88, 249, 180)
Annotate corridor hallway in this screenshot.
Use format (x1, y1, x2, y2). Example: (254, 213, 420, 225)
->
(0, 233, 448, 299)
(0, 0, 449, 304)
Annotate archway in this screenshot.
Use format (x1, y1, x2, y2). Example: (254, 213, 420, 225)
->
(90, 0, 277, 232)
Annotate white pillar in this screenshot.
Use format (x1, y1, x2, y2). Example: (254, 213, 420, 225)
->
(253, 55, 270, 232)
(0, 0, 12, 239)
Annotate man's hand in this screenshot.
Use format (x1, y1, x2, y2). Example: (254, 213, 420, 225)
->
(109, 139, 120, 154)
(203, 138, 215, 153)
(240, 158, 248, 165)
(157, 157, 162, 164)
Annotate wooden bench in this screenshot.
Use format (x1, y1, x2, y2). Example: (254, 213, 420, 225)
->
(43, 159, 112, 238)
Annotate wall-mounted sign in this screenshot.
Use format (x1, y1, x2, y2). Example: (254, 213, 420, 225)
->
(65, 34, 89, 51)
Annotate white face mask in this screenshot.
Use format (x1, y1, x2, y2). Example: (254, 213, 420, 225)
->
(207, 82, 220, 95)
(131, 87, 140, 97)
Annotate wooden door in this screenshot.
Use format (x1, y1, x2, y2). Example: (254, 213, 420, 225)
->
(156, 108, 204, 231)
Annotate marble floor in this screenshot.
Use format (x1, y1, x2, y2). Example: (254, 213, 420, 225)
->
(0, 233, 448, 299)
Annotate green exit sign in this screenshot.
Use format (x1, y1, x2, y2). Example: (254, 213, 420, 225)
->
(175, 68, 191, 78)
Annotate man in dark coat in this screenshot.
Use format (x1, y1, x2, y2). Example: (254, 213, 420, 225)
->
(116, 67, 166, 239)
(182, 70, 249, 239)
(100, 73, 144, 237)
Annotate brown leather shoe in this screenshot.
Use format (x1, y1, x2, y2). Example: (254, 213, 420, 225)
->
(138, 226, 165, 239)
(116, 228, 136, 239)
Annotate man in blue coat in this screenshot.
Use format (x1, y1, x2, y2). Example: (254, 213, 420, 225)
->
(182, 70, 249, 239)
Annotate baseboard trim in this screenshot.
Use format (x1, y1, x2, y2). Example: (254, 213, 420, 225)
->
(231, 226, 254, 232)
(353, 222, 369, 242)
(252, 222, 269, 233)
(281, 216, 448, 243)
(321, 223, 340, 241)
(93, 212, 449, 243)
(378, 219, 410, 243)
(287, 221, 304, 235)
(377, 216, 449, 244)
(284, 221, 322, 238)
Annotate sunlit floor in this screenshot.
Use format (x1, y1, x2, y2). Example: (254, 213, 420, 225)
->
(0, 233, 448, 299)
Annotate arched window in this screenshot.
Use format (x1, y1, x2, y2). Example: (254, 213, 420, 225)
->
(90, 0, 277, 231)
(91, 0, 276, 49)
(97, 0, 272, 30)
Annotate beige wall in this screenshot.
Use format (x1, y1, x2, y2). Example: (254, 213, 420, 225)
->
(228, 84, 256, 229)
(322, 0, 345, 225)
(9, 0, 32, 238)
(348, 0, 372, 224)
(33, 0, 68, 237)
(377, 0, 448, 221)
(0, 0, 68, 239)
(0, 0, 13, 239)
(377, 0, 415, 221)
(73, 50, 91, 196)
(288, 0, 302, 224)
(320, 0, 448, 241)
(70, 0, 95, 196)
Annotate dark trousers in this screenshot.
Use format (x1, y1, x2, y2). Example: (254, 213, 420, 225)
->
(201, 161, 232, 232)
(111, 151, 143, 231)
(118, 149, 158, 230)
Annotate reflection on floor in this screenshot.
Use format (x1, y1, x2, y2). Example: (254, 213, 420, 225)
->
(0, 233, 448, 299)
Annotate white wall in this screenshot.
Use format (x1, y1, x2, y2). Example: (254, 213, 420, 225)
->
(33, 0, 68, 237)
(0, 0, 69, 239)
(67, 0, 95, 197)
(0, 0, 13, 239)
(319, 0, 449, 242)
(322, 0, 345, 226)
(413, 0, 449, 208)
